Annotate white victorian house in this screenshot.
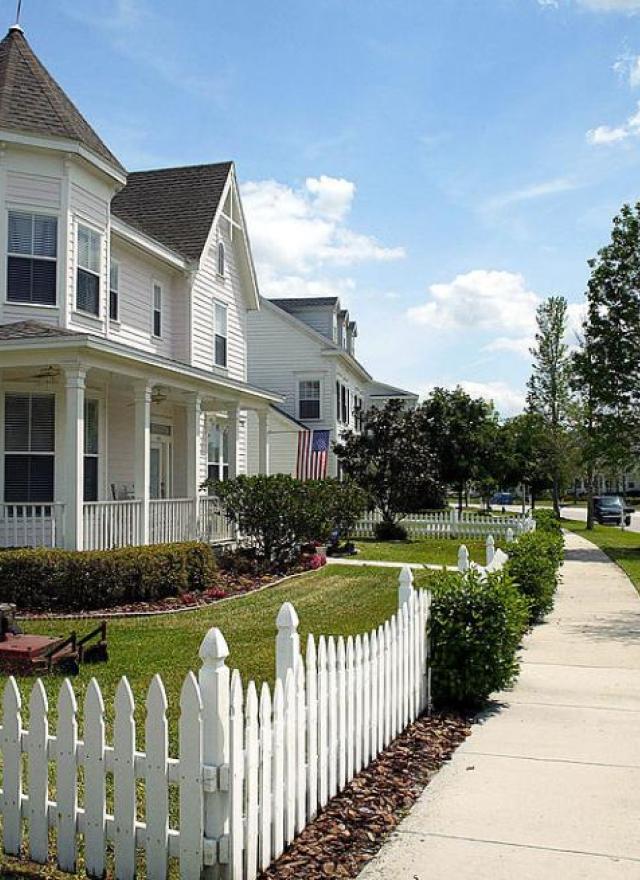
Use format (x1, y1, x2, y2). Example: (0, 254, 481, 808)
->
(246, 296, 418, 477)
(0, 24, 279, 551)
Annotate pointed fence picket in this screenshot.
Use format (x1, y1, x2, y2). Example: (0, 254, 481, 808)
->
(0, 566, 432, 880)
(354, 507, 534, 539)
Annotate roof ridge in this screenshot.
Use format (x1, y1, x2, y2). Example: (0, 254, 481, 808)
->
(128, 160, 233, 176)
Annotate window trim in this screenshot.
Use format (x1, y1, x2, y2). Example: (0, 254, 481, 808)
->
(207, 421, 229, 488)
(3, 391, 56, 504)
(6, 208, 59, 308)
(297, 377, 322, 422)
(213, 299, 228, 368)
(75, 221, 102, 317)
(152, 281, 163, 339)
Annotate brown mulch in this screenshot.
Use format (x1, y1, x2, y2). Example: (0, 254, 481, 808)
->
(258, 711, 472, 880)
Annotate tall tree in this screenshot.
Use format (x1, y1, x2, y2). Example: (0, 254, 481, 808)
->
(573, 203, 640, 528)
(418, 387, 499, 512)
(526, 296, 573, 516)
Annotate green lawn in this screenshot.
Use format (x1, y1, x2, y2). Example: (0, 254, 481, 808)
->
(562, 518, 640, 593)
(17, 566, 434, 749)
(354, 537, 489, 565)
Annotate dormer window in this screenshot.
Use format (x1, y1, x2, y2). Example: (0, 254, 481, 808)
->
(217, 241, 225, 277)
(76, 224, 101, 316)
(7, 211, 57, 305)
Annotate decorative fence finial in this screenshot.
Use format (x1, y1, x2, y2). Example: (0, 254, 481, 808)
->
(486, 534, 495, 566)
(458, 544, 469, 572)
(276, 601, 301, 682)
(398, 565, 414, 608)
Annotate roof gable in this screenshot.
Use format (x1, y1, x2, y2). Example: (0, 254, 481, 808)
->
(111, 162, 232, 263)
(0, 27, 125, 174)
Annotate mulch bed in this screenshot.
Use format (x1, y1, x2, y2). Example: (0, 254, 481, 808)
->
(259, 711, 472, 879)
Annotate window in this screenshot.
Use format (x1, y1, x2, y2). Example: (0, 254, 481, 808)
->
(299, 380, 321, 421)
(217, 241, 225, 277)
(84, 399, 99, 502)
(7, 211, 57, 305)
(152, 283, 162, 337)
(76, 224, 101, 315)
(109, 260, 119, 322)
(213, 301, 228, 368)
(207, 423, 229, 486)
(336, 381, 341, 421)
(4, 393, 55, 502)
(341, 384, 348, 424)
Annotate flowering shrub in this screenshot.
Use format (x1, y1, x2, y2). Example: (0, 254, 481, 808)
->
(303, 553, 327, 571)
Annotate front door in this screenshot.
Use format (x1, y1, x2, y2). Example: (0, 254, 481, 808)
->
(150, 437, 172, 499)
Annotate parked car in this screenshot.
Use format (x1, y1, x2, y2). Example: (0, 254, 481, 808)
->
(490, 492, 514, 506)
(593, 496, 633, 526)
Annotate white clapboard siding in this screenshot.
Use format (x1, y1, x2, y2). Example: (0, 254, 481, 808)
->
(0, 566, 435, 880)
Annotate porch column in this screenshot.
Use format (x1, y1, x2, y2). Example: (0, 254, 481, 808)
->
(134, 380, 152, 545)
(258, 409, 270, 475)
(227, 404, 239, 479)
(63, 365, 86, 551)
(186, 393, 202, 539)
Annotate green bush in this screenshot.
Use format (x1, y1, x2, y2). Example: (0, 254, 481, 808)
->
(0, 541, 218, 612)
(374, 520, 408, 541)
(429, 569, 528, 708)
(209, 475, 367, 562)
(505, 530, 563, 623)
(532, 508, 563, 537)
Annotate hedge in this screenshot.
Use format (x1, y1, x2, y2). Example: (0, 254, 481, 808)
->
(532, 508, 563, 538)
(505, 529, 564, 623)
(428, 568, 528, 708)
(0, 541, 218, 612)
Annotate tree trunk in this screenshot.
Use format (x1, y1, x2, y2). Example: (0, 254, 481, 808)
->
(531, 490, 536, 510)
(552, 476, 561, 518)
(457, 484, 463, 514)
(586, 472, 595, 531)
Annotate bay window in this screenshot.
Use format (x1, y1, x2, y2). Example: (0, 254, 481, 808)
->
(76, 224, 101, 315)
(7, 211, 57, 305)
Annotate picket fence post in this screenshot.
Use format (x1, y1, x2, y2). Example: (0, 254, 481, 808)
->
(506, 527, 514, 543)
(276, 602, 301, 682)
(198, 627, 230, 880)
(451, 506, 459, 538)
(398, 565, 414, 608)
(486, 534, 495, 566)
(457, 544, 469, 572)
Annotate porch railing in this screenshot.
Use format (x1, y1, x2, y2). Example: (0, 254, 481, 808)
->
(0, 502, 64, 549)
(83, 500, 143, 551)
(149, 497, 196, 544)
(82, 497, 235, 550)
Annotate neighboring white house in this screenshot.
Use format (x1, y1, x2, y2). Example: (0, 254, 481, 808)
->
(246, 296, 418, 477)
(0, 24, 279, 551)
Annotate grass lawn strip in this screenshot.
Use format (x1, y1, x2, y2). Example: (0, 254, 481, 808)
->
(561, 517, 640, 594)
(354, 537, 489, 565)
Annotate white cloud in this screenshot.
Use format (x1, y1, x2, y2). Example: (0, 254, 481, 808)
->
(613, 51, 640, 87)
(586, 101, 640, 145)
(241, 177, 405, 299)
(484, 177, 579, 212)
(418, 380, 526, 417)
(407, 270, 539, 336)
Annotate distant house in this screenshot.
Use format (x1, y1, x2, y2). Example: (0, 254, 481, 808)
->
(246, 296, 418, 477)
(0, 25, 279, 551)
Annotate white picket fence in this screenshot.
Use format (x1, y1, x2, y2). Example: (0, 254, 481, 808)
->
(0, 569, 430, 880)
(354, 508, 534, 540)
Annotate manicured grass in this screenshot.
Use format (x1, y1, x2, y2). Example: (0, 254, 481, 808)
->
(562, 518, 640, 593)
(16, 566, 433, 748)
(354, 537, 489, 565)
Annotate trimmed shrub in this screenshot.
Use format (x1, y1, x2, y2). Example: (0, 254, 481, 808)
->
(429, 569, 528, 708)
(532, 508, 563, 538)
(505, 530, 563, 623)
(0, 541, 217, 612)
(374, 520, 408, 541)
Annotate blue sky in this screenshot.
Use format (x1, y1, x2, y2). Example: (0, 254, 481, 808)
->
(17, 0, 640, 413)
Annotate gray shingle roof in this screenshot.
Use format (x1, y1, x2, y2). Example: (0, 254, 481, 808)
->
(270, 297, 340, 312)
(368, 380, 418, 399)
(112, 162, 233, 262)
(0, 26, 125, 174)
(0, 320, 82, 340)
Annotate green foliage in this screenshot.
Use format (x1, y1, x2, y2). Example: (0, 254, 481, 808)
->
(334, 400, 445, 524)
(210, 475, 367, 562)
(0, 542, 217, 611)
(532, 508, 563, 537)
(374, 520, 408, 541)
(428, 569, 528, 708)
(505, 530, 563, 623)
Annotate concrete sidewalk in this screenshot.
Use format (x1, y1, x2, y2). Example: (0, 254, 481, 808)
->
(358, 531, 640, 879)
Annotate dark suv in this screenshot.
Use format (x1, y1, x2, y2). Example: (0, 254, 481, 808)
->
(593, 496, 633, 526)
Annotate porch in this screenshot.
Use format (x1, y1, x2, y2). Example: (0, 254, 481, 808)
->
(0, 340, 275, 551)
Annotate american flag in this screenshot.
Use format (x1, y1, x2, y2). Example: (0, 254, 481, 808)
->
(296, 429, 330, 480)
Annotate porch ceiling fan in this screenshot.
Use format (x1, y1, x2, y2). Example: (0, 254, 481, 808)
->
(9, 365, 61, 384)
(126, 386, 169, 406)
